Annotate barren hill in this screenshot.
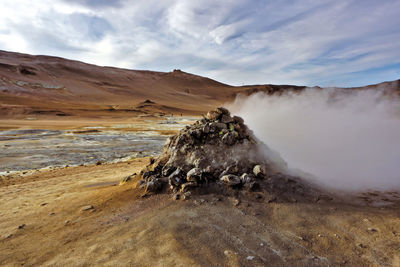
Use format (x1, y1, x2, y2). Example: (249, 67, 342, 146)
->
(0, 50, 237, 117)
(1, 50, 398, 119)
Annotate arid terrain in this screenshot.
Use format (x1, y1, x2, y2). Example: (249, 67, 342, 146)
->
(1, 51, 400, 266)
(1, 156, 400, 266)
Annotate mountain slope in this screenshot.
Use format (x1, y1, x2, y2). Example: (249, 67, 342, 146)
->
(0, 50, 236, 116)
(1, 50, 398, 118)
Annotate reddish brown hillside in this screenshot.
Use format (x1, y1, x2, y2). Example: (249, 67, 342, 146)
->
(1, 50, 398, 119)
(0, 50, 236, 117)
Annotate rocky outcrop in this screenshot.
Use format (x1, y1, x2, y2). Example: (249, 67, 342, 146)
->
(136, 107, 324, 202)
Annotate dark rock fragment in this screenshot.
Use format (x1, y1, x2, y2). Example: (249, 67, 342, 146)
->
(216, 107, 230, 115)
(220, 114, 233, 124)
(220, 175, 241, 186)
(233, 116, 244, 124)
(202, 124, 210, 134)
(180, 182, 197, 192)
(206, 110, 221, 120)
(209, 122, 227, 132)
(186, 168, 202, 182)
(253, 165, 266, 178)
(222, 131, 238, 146)
(162, 165, 176, 177)
(146, 178, 163, 192)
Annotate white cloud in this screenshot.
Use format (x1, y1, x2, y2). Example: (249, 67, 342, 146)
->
(0, 0, 399, 86)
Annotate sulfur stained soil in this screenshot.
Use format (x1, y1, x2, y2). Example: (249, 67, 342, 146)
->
(0, 157, 400, 266)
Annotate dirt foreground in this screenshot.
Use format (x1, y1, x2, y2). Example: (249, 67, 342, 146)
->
(0, 158, 399, 267)
(1, 50, 400, 266)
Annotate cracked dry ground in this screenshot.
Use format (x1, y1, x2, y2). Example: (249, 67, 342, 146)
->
(0, 159, 400, 266)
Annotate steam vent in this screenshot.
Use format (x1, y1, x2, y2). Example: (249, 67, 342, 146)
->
(137, 107, 327, 202)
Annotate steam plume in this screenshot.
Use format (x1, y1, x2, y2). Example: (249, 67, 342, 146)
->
(230, 88, 400, 191)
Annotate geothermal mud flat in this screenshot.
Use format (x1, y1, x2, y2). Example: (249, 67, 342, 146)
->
(0, 116, 196, 175)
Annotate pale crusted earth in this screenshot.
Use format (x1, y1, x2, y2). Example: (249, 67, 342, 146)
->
(0, 155, 400, 266)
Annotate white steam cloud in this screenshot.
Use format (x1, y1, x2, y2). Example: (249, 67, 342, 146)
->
(230, 88, 400, 191)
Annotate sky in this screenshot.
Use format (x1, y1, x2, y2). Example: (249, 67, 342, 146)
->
(0, 0, 399, 87)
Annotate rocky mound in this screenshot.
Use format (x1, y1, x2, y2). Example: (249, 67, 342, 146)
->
(136, 107, 328, 202)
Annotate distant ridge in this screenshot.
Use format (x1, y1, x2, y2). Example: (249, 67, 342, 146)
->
(0, 50, 398, 118)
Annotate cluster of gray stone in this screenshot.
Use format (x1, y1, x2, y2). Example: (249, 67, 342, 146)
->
(133, 107, 331, 203)
(138, 107, 277, 199)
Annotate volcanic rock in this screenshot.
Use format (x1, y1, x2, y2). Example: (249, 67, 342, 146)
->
(180, 182, 197, 192)
(209, 122, 227, 132)
(240, 173, 257, 190)
(136, 107, 324, 202)
(146, 178, 163, 192)
(220, 175, 241, 186)
(220, 114, 234, 124)
(202, 124, 210, 134)
(233, 115, 244, 124)
(206, 110, 221, 121)
(222, 131, 238, 146)
(186, 168, 202, 182)
(253, 165, 266, 178)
